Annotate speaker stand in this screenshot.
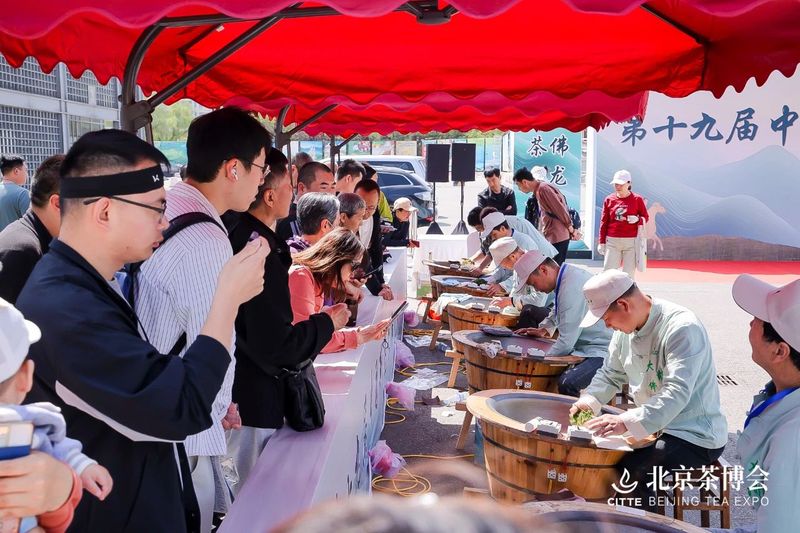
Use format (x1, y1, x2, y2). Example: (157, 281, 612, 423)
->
(426, 182, 444, 234)
(451, 180, 469, 235)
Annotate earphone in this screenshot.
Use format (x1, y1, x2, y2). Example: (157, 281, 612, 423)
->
(232, 167, 239, 181)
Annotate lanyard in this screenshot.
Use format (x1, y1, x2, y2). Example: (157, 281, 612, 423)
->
(744, 387, 799, 428)
(554, 264, 567, 315)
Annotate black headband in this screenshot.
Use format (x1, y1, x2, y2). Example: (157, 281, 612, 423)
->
(59, 165, 165, 199)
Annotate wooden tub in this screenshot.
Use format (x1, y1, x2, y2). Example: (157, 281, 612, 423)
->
(451, 330, 582, 393)
(467, 390, 649, 502)
(446, 298, 519, 334)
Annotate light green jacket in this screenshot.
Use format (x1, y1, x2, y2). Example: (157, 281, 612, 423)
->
(581, 298, 728, 448)
(736, 384, 800, 533)
(538, 264, 612, 358)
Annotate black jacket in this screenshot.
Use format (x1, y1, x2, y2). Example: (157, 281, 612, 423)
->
(524, 195, 541, 230)
(477, 185, 517, 215)
(17, 240, 228, 533)
(228, 213, 334, 428)
(383, 214, 410, 247)
(275, 202, 298, 242)
(363, 208, 386, 296)
(0, 211, 51, 303)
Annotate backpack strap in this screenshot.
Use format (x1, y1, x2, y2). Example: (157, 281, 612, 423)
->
(123, 211, 224, 313)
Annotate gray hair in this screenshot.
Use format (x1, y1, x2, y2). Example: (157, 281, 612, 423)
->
(337, 192, 365, 217)
(297, 192, 339, 236)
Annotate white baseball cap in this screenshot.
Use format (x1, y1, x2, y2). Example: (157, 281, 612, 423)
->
(0, 298, 41, 382)
(610, 170, 632, 185)
(531, 166, 547, 181)
(513, 250, 547, 287)
(488, 237, 518, 268)
(392, 197, 416, 211)
(480, 211, 507, 239)
(732, 274, 800, 351)
(580, 269, 635, 328)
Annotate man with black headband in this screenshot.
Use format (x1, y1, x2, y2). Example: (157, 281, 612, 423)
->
(134, 107, 271, 532)
(17, 129, 269, 532)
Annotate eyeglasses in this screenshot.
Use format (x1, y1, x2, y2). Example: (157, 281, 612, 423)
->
(232, 158, 268, 178)
(83, 196, 168, 221)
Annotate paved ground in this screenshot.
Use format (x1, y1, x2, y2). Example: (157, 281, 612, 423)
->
(376, 258, 800, 528)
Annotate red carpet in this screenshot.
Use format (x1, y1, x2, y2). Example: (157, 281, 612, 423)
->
(638, 261, 800, 284)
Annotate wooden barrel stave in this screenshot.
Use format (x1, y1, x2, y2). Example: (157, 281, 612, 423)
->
(446, 301, 518, 335)
(468, 390, 635, 503)
(482, 421, 625, 502)
(452, 330, 572, 394)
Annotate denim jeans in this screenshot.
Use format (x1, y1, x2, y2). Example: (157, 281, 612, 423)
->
(557, 357, 604, 397)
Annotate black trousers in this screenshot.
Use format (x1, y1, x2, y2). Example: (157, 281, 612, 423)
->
(552, 239, 570, 265)
(516, 304, 552, 329)
(616, 433, 725, 512)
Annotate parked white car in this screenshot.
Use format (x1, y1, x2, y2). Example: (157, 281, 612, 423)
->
(324, 155, 427, 180)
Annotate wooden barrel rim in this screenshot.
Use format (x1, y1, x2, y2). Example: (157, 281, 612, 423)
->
(482, 432, 619, 469)
(453, 330, 583, 365)
(467, 389, 624, 444)
(523, 501, 707, 533)
(446, 304, 518, 327)
(432, 276, 507, 298)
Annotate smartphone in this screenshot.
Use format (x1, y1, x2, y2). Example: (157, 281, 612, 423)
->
(389, 301, 408, 321)
(355, 264, 382, 280)
(0, 422, 34, 460)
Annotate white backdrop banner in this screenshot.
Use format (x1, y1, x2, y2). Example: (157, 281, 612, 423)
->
(596, 71, 800, 260)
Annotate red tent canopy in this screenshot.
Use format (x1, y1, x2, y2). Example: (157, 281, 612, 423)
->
(1, 0, 798, 134)
(238, 90, 649, 135)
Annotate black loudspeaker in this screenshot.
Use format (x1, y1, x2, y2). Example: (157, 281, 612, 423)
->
(425, 144, 450, 183)
(451, 143, 476, 182)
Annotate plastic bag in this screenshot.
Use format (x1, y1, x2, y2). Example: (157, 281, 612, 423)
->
(403, 310, 420, 328)
(404, 335, 431, 348)
(369, 440, 406, 479)
(401, 371, 449, 391)
(395, 340, 415, 369)
(386, 382, 416, 411)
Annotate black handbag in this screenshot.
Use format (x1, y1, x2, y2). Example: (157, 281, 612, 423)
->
(277, 359, 325, 432)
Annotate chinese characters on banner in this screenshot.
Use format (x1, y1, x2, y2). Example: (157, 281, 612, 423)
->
(595, 71, 800, 261)
(514, 129, 587, 250)
(621, 106, 798, 147)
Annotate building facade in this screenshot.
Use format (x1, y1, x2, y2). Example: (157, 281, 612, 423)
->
(0, 54, 121, 176)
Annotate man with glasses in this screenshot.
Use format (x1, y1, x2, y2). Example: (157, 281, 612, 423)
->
(17, 129, 269, 532)
(355, 179, 392, 300)
(227, 149, 349, 491)
(135, 107, 271, 532)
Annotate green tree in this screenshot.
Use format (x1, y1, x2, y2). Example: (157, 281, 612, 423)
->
(151, 100, 195, 141)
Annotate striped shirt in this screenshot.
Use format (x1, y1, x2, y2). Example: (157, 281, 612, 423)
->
(135, 182, 235, 457)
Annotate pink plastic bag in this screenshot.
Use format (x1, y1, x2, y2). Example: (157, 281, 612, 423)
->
(386, 381, 416, 411)
(369, 440, 406, 479)
(395, 340, 415, 369)
(404, 310, 420, 328)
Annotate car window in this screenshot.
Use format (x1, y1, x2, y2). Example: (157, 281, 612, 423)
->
(370, 160, 415, 172)
(377, 172, 411, 187)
